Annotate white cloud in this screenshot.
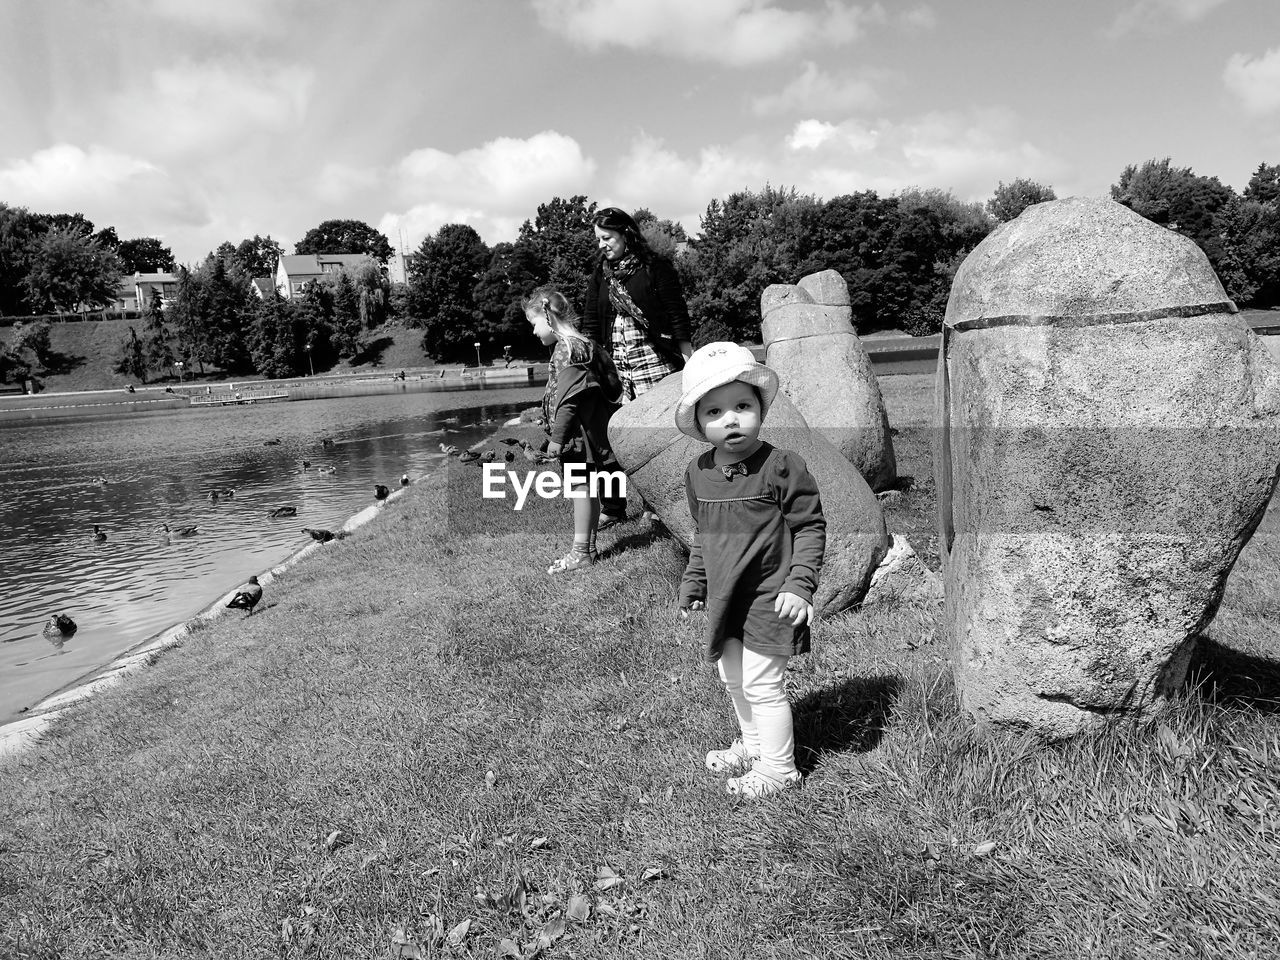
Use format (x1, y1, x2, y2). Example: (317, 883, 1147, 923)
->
(1107, 0, 1228, 37)
(532, 0, 881, 66)
(751, 62, 881, 116)
(1224, 47, 1280, 116)
(607, 135, 768, 231)
(0, 144, 207, 233)
(109, 60, 313, 157)
(315, 163, 381, 203)
(899, 5, 937, 30)
(382, 131, 597, 250)
(599, 109, 1063, 233)
(120, 0, 293, 33)
(786, 118, 878, 152)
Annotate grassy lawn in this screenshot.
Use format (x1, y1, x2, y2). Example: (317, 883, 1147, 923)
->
(2, 374, 1278, 958)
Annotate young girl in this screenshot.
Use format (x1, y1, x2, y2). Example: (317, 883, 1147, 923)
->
(525, 286, 622, 575)
(675, 343, 826, 798)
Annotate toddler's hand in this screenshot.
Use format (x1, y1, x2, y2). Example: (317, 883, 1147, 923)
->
(546, 441, 562, 456)
(775, 592, 812, 626)
(678, 600, 705, 621)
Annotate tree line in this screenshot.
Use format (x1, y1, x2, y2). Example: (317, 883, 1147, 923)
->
(2, 158, 1277, 385)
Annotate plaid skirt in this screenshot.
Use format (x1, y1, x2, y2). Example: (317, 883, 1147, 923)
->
(612, 312, 679, 401)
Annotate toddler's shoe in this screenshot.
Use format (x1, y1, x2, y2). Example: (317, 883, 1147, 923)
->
(726, 767, 802, 799)
(548, 549, 596, 575)
(705, 739, 760, 774)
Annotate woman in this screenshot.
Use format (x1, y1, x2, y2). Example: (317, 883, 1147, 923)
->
(584, 206, 695, 526)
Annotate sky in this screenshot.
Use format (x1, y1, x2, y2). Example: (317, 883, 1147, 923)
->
(1, 0, 1277, 272)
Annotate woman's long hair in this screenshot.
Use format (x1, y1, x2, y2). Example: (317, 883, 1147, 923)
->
(592, 206, 653, 265)
(523, 286, 587, 346)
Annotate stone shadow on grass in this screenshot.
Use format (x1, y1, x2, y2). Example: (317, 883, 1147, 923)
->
(1185, 637, 1280, 713)
(792, 673, 902, 772)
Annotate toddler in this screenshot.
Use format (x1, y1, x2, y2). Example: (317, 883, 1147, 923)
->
(525, 286, 621, 574)
(676, 343, 826, 798)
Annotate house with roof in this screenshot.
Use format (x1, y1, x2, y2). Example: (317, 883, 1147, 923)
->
(134, 272, 180, 310)
(274, 253, 374, 300)
(250, 277, 274, 300)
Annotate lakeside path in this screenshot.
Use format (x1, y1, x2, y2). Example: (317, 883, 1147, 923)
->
(2, 373, 1279, 957)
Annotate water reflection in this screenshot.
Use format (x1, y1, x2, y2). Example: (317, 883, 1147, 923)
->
(0, 385, 542, 721)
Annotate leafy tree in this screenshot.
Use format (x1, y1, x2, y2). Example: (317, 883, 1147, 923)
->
(93, 226, 119, 250)
(1110, 158, 1235, 262)
(349, 260, 391, 329)
(36, 212, 94, 236)
(166, 255, 257, 375)
(1214, 194, 1280, 307)
(118, 237, 176, 274)
(232, 234, 285, 278)
(12, 320, 52, 369)
(22, 228, 123, 313)
(0, 341, 31, 385)
(681, 186, 822, 342)
(472, 240, 544, 354)
(407, 223, 490, 360)
(141, 289, 175, 375)
(0, 203, 46, 315)
(515, 195, 598, 309)
(987, 178, 1057, 222)
(113, 325, 148, 383)
(1243, 163, 1280, 205)
(249, 295, 306, 379)
(328, 271, 362, 357)
(295, 219, 393, 264)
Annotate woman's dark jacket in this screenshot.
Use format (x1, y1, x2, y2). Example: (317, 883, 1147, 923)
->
(583, 255, 693, 369)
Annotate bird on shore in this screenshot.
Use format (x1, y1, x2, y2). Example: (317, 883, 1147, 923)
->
(164, 522, 199, 537)
(269, 506, 297, 518)
(44, 614, 77, 637)
(480, 449, 498, 463)
(225, 576, 263, 616)
(400, 474, 410, 487)
(498, 437, 522, 446)
(439, 443, 459, 457)
(504, 450, 516, 464)
(374, 484, 390, 501)
(458, 449, 481, 464)
(302, 527, 336, 543)
(91, 524, 107, 543)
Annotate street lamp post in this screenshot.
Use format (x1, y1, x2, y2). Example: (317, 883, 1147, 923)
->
(474, 341, 482, 369)
(304, 343, 314, 377)
(174, 360, 183, 383)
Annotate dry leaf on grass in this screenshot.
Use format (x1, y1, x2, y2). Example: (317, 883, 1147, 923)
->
(594, 865, 625, 891)
(497, 939, 521, 958)
(972, 841, 997, 858)
(566, 894, 591, 922)
(639, 866, 666, 883)
(538, 917, 567, 949)
(323, 829, 348, 851)
(447, 918, 472, 946)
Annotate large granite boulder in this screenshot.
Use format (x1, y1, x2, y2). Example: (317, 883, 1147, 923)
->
(761, 270, 897, 491)
(608, 372, 889, 616)
(936, 196, 1280, 739)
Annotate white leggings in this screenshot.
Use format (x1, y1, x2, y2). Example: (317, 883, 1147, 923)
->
(716, 639, 796, 777)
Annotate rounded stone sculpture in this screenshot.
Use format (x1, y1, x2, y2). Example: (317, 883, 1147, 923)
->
(936, 196, 1280, 739)
(608, 371, 889, 616)
(761, 269, 897, 491)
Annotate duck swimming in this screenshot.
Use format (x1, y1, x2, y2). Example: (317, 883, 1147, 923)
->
(269, 506, 298, 518)
(263, 438, 282, 446)
(44, 614, 77, 637)
(374, 484, 390, 501)
(400, 474, 410, 487)
(225, 576, 263, 616)
(302, 527, 336, 543)
(163, 523, 199, 537)
(91, 524, 107, 543)
(316, 465, 337, 475)
(321, 438, 335, 448)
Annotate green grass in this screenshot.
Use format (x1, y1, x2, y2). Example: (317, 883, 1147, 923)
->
(1, 374, 1278, 958)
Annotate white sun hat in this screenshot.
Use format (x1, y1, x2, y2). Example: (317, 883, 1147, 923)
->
(674, 342, 779, 440)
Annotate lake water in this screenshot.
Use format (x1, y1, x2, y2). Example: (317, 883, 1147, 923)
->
(0, 382, 544, 723)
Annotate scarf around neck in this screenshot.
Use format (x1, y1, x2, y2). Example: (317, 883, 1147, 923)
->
(604, 252, 649, 333)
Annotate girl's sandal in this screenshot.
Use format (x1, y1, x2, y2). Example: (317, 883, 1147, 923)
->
(547, 550, 597, 575)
